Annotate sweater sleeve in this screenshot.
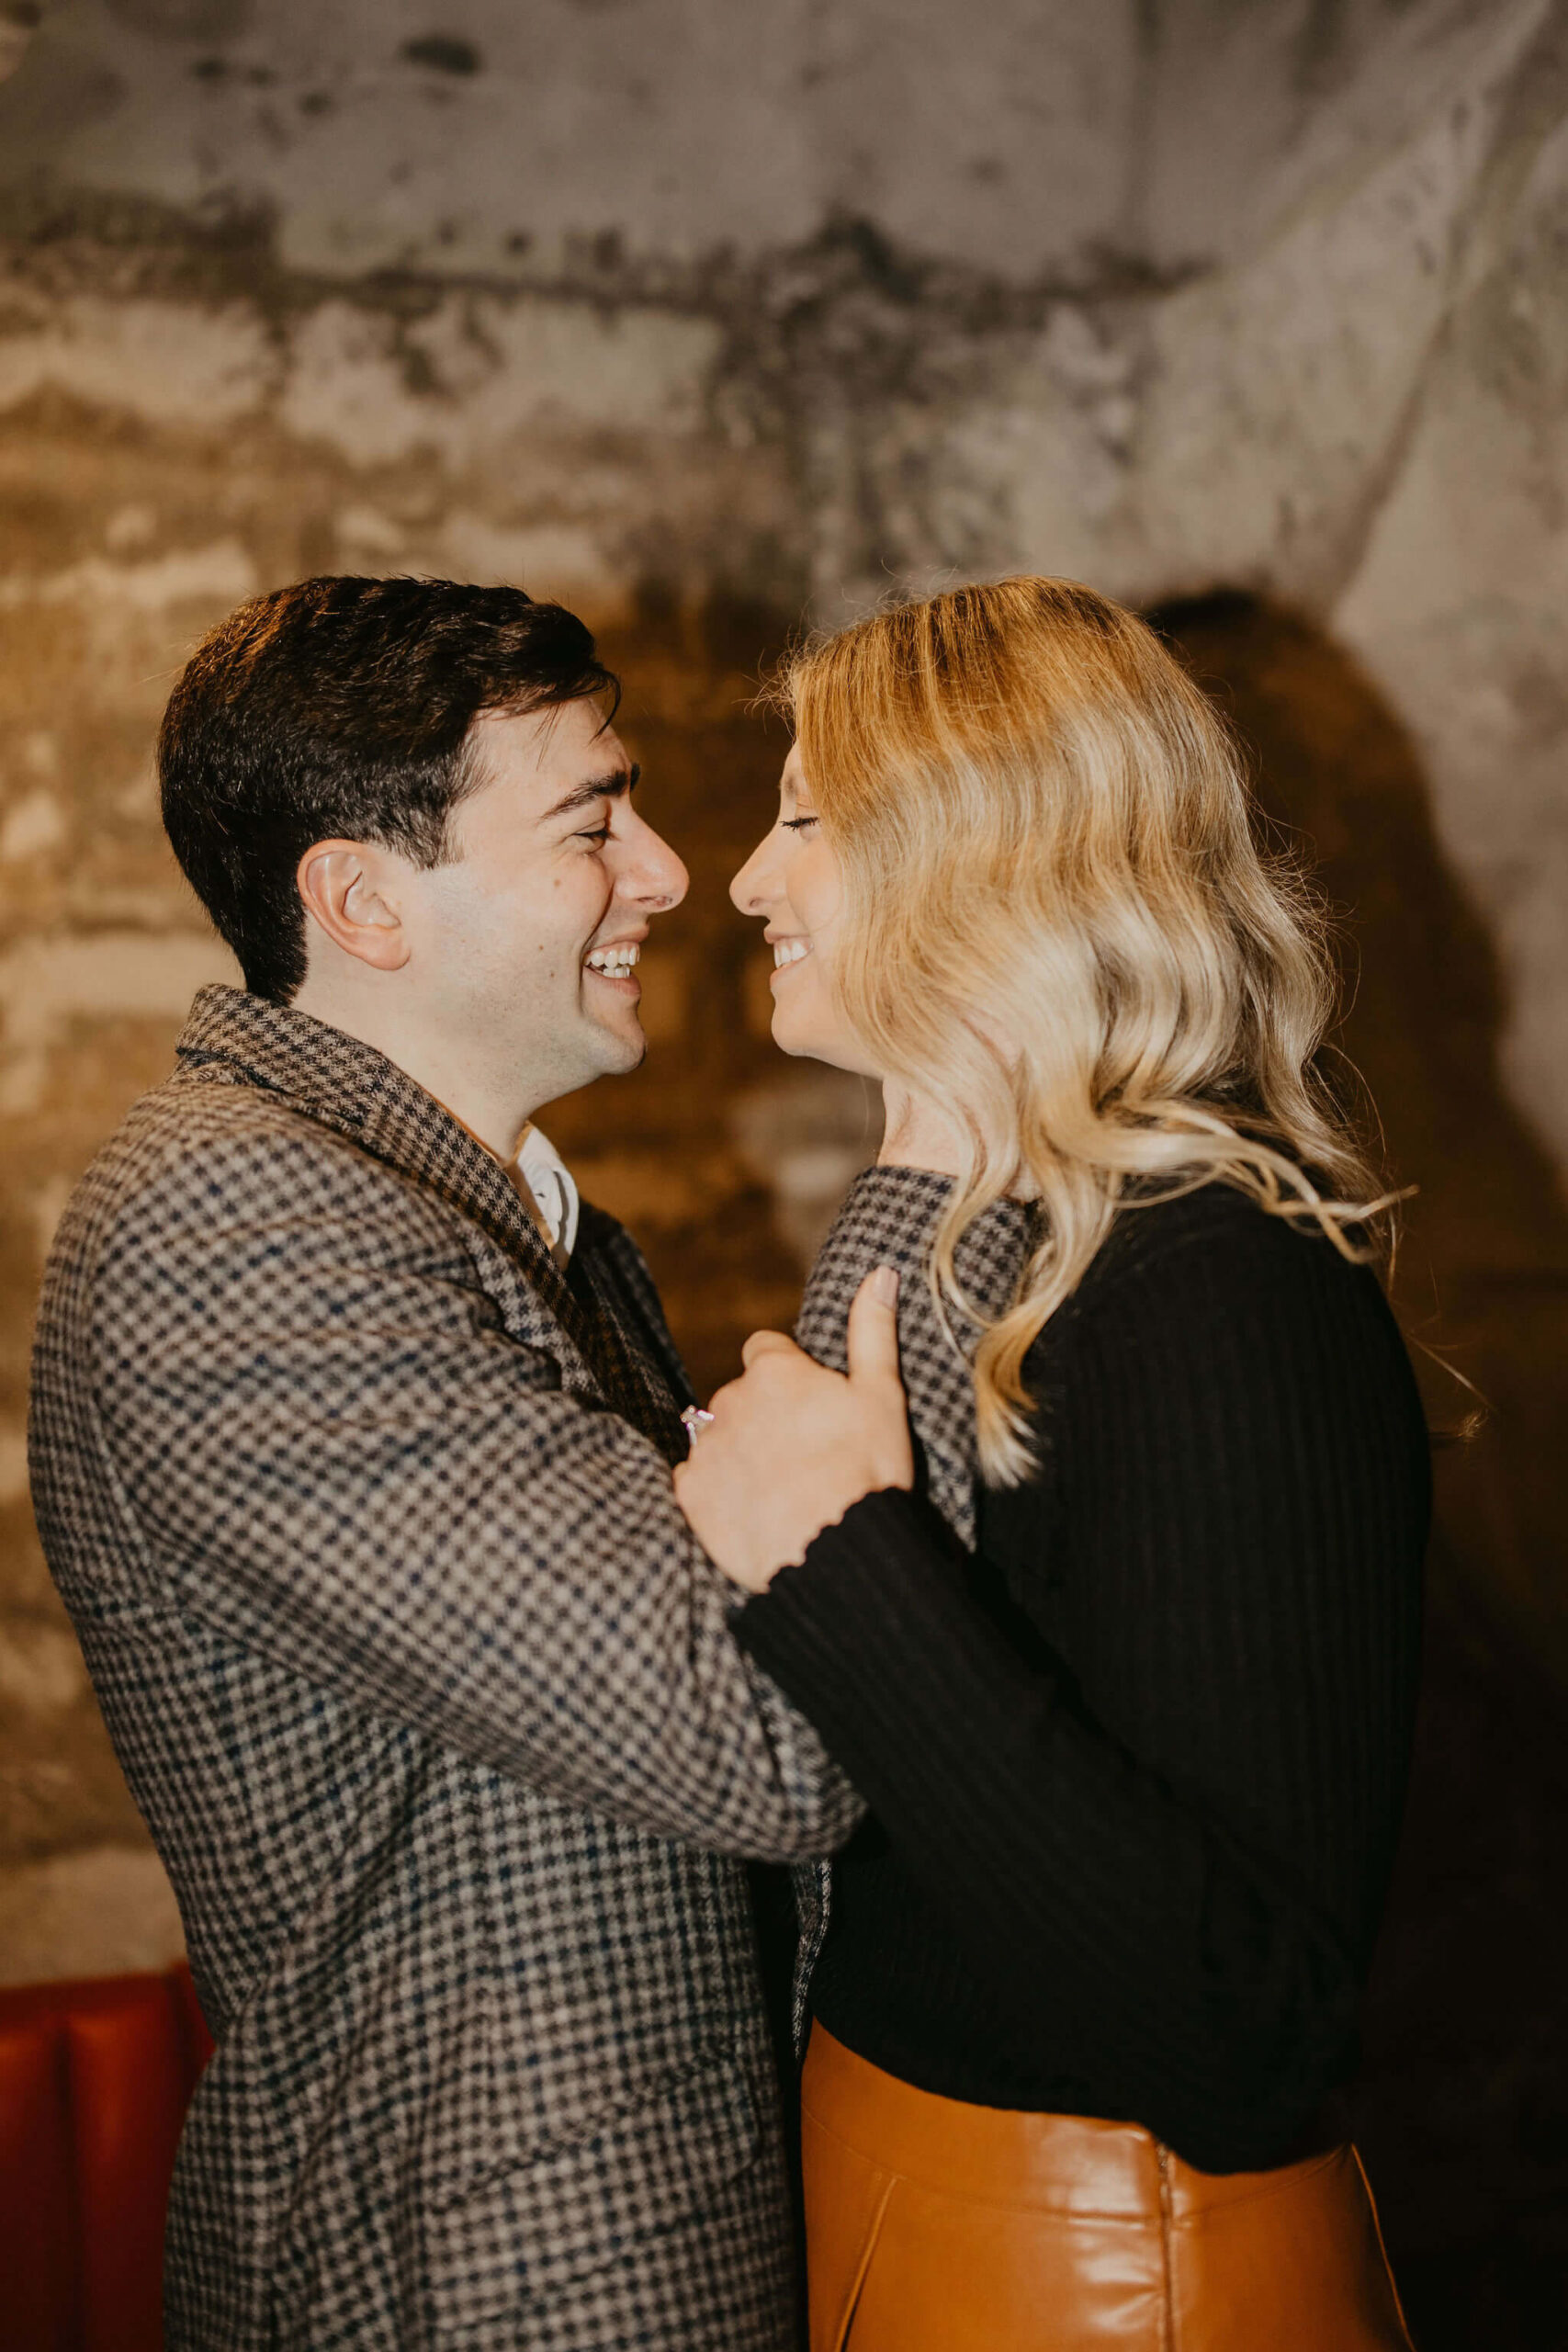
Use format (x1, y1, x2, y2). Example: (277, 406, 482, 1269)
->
(736, 1208, 1428, 2170)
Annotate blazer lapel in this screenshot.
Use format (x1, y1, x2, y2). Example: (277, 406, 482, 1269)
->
(174, 986, 612, 1392)
(786, 1165, 1035, 2047)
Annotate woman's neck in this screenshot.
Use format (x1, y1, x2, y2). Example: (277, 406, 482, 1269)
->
(876, 1082, 967, 1178)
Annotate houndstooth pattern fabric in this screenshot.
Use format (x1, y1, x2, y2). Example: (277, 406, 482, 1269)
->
(785, 1165, 1035, 2044)
(28, 986, 861, 2352)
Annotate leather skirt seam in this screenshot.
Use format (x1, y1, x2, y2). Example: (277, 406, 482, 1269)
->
(1164, 2145, 1341, 2222)
(805, 2098, 1166, 2225)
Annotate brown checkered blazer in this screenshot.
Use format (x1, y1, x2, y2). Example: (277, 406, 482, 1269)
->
(28, 986, 865, 2352)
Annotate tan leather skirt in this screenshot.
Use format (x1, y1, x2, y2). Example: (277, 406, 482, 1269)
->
(801, 2024, 1413, 2352)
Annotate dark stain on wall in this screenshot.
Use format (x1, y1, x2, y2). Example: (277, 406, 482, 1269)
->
(399, 34, 484, 78)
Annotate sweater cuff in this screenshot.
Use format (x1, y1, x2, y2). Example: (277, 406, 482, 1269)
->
(751, 1486, 957, 1612)
(736, 1487, 1041, 1757)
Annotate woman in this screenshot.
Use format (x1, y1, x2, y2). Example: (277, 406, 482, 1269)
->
(674, 578, 1426, 2350)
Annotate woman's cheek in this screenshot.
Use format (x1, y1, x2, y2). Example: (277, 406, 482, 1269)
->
(789, 841, 842, 936)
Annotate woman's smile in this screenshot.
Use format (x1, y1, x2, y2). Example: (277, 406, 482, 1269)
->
(731, 748, 871, 1070)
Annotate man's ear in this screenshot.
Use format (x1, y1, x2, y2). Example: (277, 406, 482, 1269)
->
(296, 841, 412, 973)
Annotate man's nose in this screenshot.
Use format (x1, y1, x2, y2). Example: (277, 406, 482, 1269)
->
(618, 811, 688, 913)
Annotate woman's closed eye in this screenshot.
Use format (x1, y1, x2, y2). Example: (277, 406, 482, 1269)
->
(784, 815, 820, 832)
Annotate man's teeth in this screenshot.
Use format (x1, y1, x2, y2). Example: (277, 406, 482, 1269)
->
(773, 939, 810, 967)
(586, 944, 641, 976)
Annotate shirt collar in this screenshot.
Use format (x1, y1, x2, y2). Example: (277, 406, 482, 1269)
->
(509, 1123, 580, 1268)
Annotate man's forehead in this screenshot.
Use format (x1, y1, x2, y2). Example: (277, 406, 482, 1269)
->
(472, 694, 614, 759)
(468, 697, 627, 799)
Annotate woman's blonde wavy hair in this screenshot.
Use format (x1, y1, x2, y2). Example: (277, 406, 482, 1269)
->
(778, 575, 1397, 1486)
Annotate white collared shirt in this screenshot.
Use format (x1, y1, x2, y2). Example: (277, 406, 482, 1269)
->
(507, 1123, 580, 1269)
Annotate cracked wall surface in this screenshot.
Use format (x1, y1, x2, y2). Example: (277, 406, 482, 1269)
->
(0, 0, 1564, 2005)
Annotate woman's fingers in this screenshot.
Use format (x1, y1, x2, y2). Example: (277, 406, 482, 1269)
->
(736, 1273, 900, 1385)
(845, 1266, 914, 1493)
(739, 1328, 800, 1370)
(671, 1268, 916, 1593)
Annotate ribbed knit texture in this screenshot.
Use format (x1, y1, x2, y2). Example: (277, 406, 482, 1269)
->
(738, 1182, 1429, 2173)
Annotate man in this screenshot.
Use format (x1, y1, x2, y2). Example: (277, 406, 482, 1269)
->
(28, 577, 862, 2350)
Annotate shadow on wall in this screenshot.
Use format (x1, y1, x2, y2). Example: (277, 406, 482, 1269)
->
(1151, 594, 1568, 2352)
(1152, 593, 1568, 1679)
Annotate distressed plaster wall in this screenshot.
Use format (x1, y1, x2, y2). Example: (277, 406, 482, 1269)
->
(0, 0, 1563, 2047)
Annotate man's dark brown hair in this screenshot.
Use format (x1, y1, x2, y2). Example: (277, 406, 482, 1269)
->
(159, 574, 618, 1003)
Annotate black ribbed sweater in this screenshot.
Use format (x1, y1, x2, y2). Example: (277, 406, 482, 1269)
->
(737, 1182, 1429, 2174)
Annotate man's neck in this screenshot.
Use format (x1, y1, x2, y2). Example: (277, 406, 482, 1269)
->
(290, 976, 534, 1165)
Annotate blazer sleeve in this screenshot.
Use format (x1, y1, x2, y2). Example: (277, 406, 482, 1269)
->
(90, 1121, 863, 1863)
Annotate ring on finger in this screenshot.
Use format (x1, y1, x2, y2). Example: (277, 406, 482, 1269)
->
(681, 1406, 716, 1451)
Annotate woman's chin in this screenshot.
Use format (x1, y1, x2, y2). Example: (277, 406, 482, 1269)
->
(771, 1013, 880, 1081)
(772, 1017, 817, 1061)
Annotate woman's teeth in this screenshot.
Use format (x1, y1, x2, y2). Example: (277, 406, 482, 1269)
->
(585, 944, 640, 977)
(773, 939, 810, 967)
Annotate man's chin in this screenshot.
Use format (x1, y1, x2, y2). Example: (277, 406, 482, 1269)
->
(589, 1013, 647, 1078)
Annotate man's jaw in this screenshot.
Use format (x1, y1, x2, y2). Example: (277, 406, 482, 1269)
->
(578, 932, 648, 1077)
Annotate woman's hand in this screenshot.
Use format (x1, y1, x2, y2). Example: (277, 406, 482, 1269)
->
(673, 1268, 914, 1593)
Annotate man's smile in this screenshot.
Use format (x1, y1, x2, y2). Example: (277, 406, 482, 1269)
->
(584, 938, 643, 993)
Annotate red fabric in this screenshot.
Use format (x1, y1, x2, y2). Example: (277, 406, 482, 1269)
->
(0, 2013, 74, 2352)
(0, 1963, 209, 2352)
(166, 1962, 215, 2081)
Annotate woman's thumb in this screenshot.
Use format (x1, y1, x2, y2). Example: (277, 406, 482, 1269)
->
(846, 1266, 902, 1389)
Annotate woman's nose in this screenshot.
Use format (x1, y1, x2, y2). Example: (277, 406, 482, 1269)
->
(729, 836, 777, 917)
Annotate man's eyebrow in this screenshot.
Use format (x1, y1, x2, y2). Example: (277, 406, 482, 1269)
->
(542, 762, 640, 821)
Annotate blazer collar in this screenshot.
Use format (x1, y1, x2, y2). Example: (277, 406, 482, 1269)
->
(175, 985, 580, 1321)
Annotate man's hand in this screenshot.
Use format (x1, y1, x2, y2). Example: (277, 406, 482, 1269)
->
(673, 1267, 913, 1593)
